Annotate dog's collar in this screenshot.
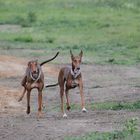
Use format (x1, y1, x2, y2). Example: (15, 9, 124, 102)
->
(70, 68, 81, 79)
(30, 68, 41, 82)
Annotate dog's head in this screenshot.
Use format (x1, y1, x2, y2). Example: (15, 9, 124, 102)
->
(70, 50, 83, 74)
(28, 60, 38, 74)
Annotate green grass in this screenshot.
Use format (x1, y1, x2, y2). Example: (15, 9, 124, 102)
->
(64, 131, 140, 140)
(92, 101, 140, 110)
(50, 101, 140, 112)
(0, 0, 140, 65)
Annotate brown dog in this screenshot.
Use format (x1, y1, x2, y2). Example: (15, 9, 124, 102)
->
(46, 50, 87, 117)
(18, 52, 59, 117)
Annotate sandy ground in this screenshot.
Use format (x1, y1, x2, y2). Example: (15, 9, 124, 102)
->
(0, 54, 140, 140)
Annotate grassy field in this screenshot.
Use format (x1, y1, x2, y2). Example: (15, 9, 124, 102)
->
(0, 0, 140, 64)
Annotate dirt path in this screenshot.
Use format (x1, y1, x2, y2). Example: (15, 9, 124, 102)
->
(0, 55, 140, 140)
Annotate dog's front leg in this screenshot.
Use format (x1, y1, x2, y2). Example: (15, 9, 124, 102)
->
(18, 87, 26, 102)
(79, 78, 87, 112)
(60, 88, 67, 118)
(26, 90, 31, 114)
(65, 89, 71, 111)
(38, 89, 43, 118)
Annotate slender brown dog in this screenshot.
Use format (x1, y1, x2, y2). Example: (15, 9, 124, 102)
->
(46, 50, 87, 117)
(18, 52, 59, 117)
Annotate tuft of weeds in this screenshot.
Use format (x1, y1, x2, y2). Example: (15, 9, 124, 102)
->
(124, 118, 139, 135)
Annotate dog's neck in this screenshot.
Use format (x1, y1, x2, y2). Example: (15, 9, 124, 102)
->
(29, 65, 42, 82)
(70, 68, 81, 79)
(70, 64, 81, 79)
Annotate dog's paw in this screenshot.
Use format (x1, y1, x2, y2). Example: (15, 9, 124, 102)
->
(82, 107, 87, 113)
(26, 106, 30, 114)
(37, 112, 43, 119)
(63, 113, 68, 118)
(67, 106, 71, 111)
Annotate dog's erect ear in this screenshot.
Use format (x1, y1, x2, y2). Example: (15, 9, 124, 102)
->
(79, 50, 83, 58)
(70, 50, 74, 60)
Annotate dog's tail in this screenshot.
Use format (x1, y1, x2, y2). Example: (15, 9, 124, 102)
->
(45, 83, 59, 88)
(40, 52, 59, 66)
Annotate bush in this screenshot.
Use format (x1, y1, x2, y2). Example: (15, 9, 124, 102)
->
(27, 11, 37, 23)
(13, 12, 37, 27)
(14, 36, 33, 42)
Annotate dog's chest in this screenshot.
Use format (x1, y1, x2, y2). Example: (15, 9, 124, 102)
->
(31, 82, 39, 88)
